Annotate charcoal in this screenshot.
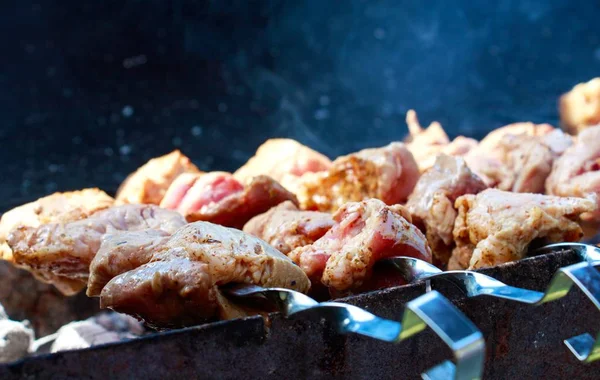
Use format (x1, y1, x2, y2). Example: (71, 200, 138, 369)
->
(0, 262, 99, 337)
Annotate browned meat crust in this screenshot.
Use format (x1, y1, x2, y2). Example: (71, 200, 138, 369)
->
(89, 222, 310, 328)
(7, 204, 186, 295)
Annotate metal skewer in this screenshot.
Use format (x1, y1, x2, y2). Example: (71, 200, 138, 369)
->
(383, 243, 600, 363)
(533, 242, 600, 265)
(224, 284, 485, 380)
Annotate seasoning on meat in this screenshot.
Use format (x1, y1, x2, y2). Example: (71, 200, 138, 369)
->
(0, 189, 114, 262)
(546, 125, 600, 222)
(243, 201, 335, 254)
(449, 189, 596, 270)
(560, 77, 600, 135)
(7, 204, 186, 295)
(88, 222, 310, 329)
(405, 110, 478, 172)
(464, 123, 572, 192)
(406, 154, 487, 267)
(234, 138, 332, 184)
(289, 198, 431, 294)
(293, 142, 420, 212)
(116, 150, 201, 205)
(160, 172, 298, 229)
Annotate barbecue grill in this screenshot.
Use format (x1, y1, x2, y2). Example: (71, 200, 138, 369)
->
(1, 245, 599, 380)
(2, 2, 600, 379)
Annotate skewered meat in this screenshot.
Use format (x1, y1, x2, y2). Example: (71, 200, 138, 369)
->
(449, 189, 596, 270)
(289, 199, 431, 294)
(7, 204, 186, 296)
(292, 142, 420, 212)
(0, 189, 114, 262)
(160, 172, 298, 229)
(405, 110, 478, 172)
(234, 138, 332, 184)
(116, 150, 201, 205)
(546, 125, 600, 222)
(0, 190, 110, 336)
(406, 155, 487, 267)
(464, 123, 572, 192)
(243, 201, 334, 254)
(560, 77, 600, 135)
(87, 230, 171, 297)
(88, 222, 310, 329)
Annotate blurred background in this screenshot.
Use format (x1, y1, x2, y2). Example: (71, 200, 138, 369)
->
(2, 0, 600, 210)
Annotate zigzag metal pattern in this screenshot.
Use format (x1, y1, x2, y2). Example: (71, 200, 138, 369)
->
(224, 284, 485, 380)
(385, 242, 600, 364)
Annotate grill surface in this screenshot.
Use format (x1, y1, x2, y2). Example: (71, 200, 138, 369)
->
(1, 249, 599, 379)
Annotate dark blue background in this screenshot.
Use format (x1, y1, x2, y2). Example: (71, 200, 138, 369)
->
(1, 0, 599, 210)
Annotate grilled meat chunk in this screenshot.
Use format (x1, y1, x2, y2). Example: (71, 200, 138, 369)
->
(546, 125, 600, 222)
(116, 150, 201, 205)
(449, 189, 596, 270)
(234, 138, 332, 184)
(87, 229, 171, 297)
(405, 110, 478, 172)
(7, 205, 186, 295)
(406, 155, 487, 267)
(289, 199, 431, 294)
(293, 142, 420, 212)
(90, 222, 310, 328)
(0, 189, 114, 262)
(464, 123, 572, 192)
(243, 201, 334, 254)
(560, 77, 600, 135)
(160, 172, 298, 229)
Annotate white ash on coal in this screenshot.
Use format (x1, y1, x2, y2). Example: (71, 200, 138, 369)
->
(0, 302, 34, 364)
(33, 312, 145, 355)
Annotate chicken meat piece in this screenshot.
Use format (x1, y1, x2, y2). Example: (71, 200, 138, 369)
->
(405, 110, 478, 172)
(0, 189, 114, 262)
(116, 150, 201, 205)
(560, 78, 600, 135)
(234, 138, 332, 184)
(243, 201, 334, 255)
(88, 222, 310, 328)
(289, 199, 431, 294)
(464, 123, 572, 192)
(406, 155, 487, 267)
(293, 142, 420, 212)
(546, 125, 600, 222)
(7, 204, 186, 295)
(449, 189, 596, 270)
(160, 172, 298, 229)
